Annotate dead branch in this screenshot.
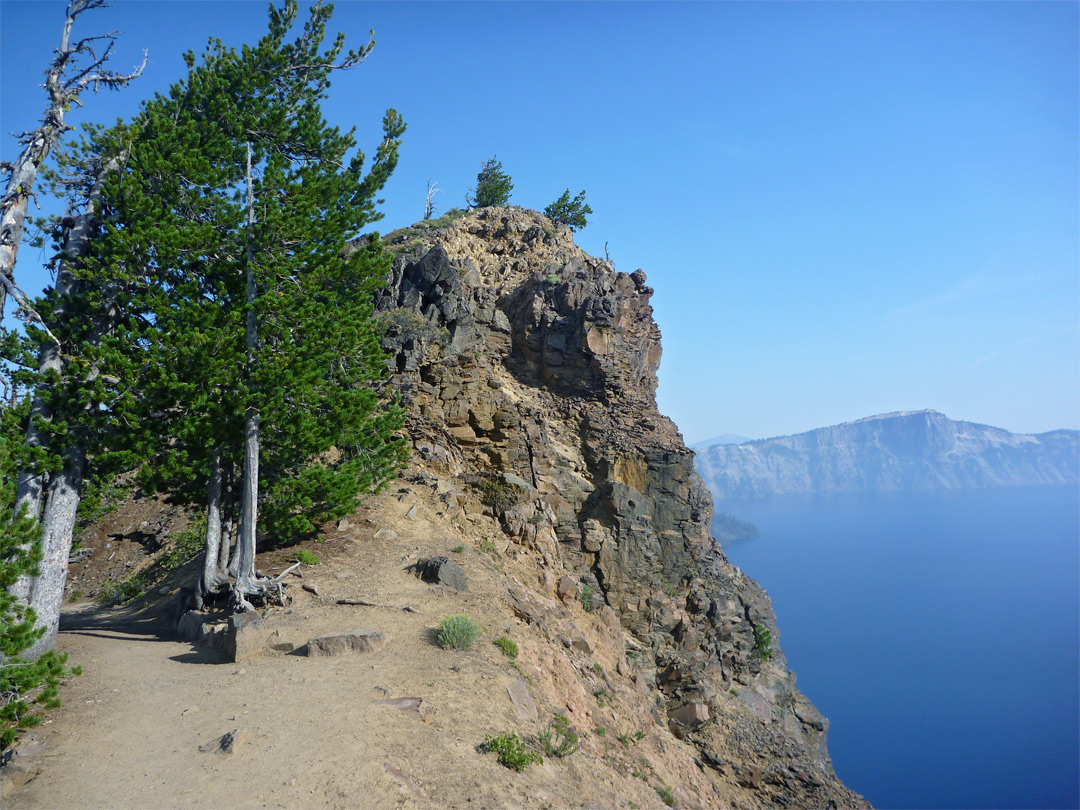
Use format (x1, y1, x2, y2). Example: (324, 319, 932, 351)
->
(0, 0, 143, 322)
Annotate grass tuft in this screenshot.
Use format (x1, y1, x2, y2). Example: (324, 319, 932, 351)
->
(437, 614, 481, 650)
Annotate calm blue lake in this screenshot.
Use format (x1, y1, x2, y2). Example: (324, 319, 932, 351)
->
(716, 485, 1080, 810)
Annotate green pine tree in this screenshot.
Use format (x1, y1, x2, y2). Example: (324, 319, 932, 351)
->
(466, 156, 514, 208)
(544, 189, 592, 232)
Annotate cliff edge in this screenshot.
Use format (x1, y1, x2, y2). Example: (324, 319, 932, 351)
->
(367, 206, 868, 808)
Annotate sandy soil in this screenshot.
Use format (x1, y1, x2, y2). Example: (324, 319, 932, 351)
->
(6, 491, 706, 810)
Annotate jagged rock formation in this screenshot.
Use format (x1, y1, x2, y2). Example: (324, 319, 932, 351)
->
(367, 207, 868, 808)
(695, 410, 1079, 499)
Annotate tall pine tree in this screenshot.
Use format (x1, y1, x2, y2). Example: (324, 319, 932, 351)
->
(107, 0, 408, 607)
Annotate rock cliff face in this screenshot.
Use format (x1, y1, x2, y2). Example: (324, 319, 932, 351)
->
(367, 207, 868, 808)
(696, 410, 1079, 500)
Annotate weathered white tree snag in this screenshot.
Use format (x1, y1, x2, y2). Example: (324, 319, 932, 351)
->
(5, 1, 143, 654)
(231, 141, 277, 610)
(0, 0, 144, 322)
(424, 179, 441, 221)
(10, 152, 121, 619)
(21, 444, 86, 658)
(218, 476, 235, 574)
(199, 449, 232, 601)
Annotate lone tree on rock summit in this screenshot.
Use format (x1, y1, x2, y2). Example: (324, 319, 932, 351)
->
(466, 156, 513, 208)
(544, 189, 592, 232)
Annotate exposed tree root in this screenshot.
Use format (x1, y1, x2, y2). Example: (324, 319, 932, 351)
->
(230, 575, 289, 612)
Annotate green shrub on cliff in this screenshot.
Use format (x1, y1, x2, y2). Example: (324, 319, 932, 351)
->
(480, 732, 542, 771)
(753, 623, 773, 661)
(437, 614, 481, 650)
(544, 189, 592, 231)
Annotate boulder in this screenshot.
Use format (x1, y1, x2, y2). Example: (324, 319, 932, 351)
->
(670, 701, 710, 727)
(505, 679, 538, 723)
(225, 612, 275, 663)
(409, 556, 468, 592)
(570, 636, 594, 654)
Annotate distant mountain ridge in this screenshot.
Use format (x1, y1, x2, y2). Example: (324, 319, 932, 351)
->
(695, 410, 1079, 499)
(690, 433, 750, 449)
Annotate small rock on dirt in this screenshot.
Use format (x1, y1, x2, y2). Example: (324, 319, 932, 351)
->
(307, 629, 387, 657)
(225, 612, 275, 663)
(199, 728, 250, 754)
(373, 696, 435, 722)
(374, 528, 397, 542)
(557, 575, 577, 600)
(302, 583, 319, 596)
(505, 678, 538, 723)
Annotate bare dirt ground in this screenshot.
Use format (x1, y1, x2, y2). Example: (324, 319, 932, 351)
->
(6, 487, 719, 810)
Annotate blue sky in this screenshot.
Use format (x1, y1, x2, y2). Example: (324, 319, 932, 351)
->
(2, 1, 1077, 443)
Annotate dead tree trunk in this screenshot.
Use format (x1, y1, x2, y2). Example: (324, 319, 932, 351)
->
(424, 179, 441, 221)
(219, 471, 235, 574)
(232, 141, 275, 608)
(200, 449, 231, 599)
(10, 156, 117, 608)
(21, 444, 86, 659)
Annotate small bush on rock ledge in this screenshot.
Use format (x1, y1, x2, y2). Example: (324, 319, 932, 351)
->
(493, 636, 518, 658)
(753, 623, 773, 661)
(437, 614, 482, 650)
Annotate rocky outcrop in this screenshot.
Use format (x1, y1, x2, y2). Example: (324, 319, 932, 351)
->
(696, 410, 1080, 499)
(365, 207, 868, 808)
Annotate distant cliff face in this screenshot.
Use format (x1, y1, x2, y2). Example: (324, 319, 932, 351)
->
(364, 207, 869, 808)
(696, 410, 1079, 499)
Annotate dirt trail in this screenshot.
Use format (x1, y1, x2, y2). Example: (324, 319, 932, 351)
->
(5, 541, 653, 810)
(4, 486, 728, 810)
(9, 565, 542, 809)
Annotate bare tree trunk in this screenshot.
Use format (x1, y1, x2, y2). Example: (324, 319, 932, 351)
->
(22, 443, 86, 659)
(233, 141, 264, 605)
(219, 472, 235, 574)
(234, 411, 261, 598)
(0, 0, 144, 321)
(201, 449, 230, 597)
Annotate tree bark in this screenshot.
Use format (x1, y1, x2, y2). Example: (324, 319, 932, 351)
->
(233, 141, 263, 601)
(201, 449, 230, 596)
(219, 472, 235, 574)
(21, 443, 86, 659)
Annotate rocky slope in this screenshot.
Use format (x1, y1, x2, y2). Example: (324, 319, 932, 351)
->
(696, 410, 1079, 500)
(22, 206, 868, 810)
(363, 206, 867, 807)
